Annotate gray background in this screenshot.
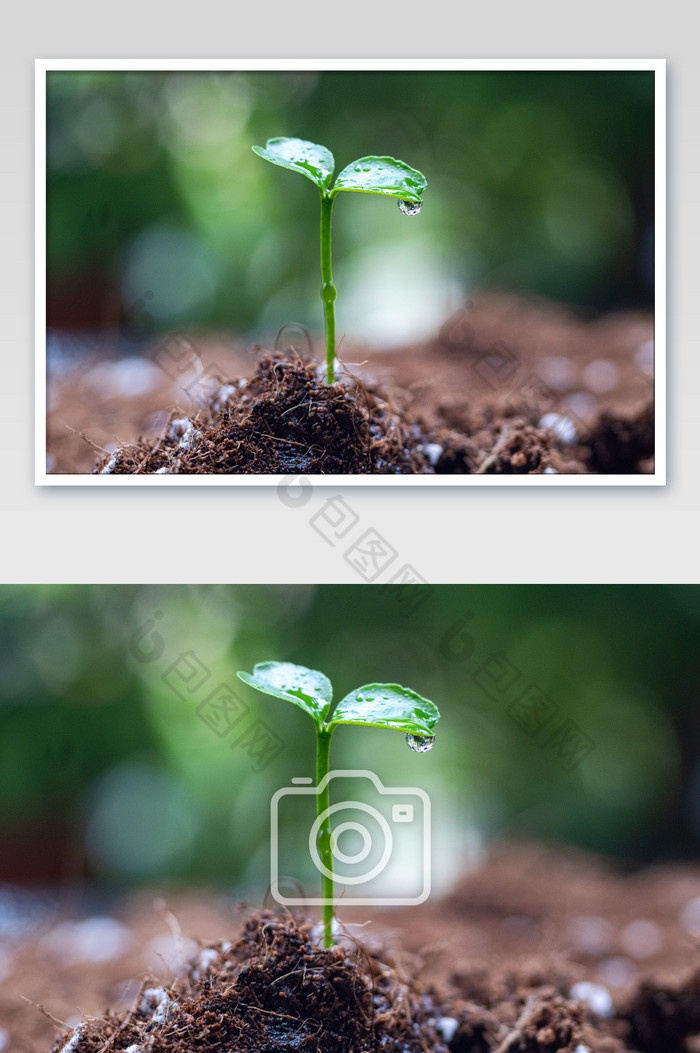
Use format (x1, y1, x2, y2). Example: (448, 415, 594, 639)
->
(3, 6, 696, 582)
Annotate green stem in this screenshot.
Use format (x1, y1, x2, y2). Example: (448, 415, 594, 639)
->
(315, 725, 334, 947)
(319, 192, 337, 385)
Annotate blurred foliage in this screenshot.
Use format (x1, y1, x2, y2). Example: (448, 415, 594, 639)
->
(0, 585, 697, 892)
(46, 70, 655, 348)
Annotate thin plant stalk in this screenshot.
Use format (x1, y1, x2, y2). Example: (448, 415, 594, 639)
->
(315, 725, 334, 947)
(319, 192, 337, 384)
(237, 660, 438, 952)
(252, 140, 426, 388)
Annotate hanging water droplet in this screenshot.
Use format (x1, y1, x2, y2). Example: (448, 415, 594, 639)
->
(398, 199, 422, 216)
(406, 733, 435, 752)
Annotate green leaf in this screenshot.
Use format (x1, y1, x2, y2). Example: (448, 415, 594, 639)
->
(237, 661, 333, 725)
(332, 156, 427, 202)
(252, 138, 335, 191)
(329, 683, 439, 736)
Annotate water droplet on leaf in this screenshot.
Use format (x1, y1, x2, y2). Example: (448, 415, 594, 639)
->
(321, 282, 337, 303)
(405, 733, 435, 752)
(398, 199, 422, 216)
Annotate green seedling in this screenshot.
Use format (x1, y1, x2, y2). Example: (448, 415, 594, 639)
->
(252, 138, 427, 384)
(237, 660, 439, 949)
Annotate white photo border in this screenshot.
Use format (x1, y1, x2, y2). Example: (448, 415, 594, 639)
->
(35, 58, 665, 486)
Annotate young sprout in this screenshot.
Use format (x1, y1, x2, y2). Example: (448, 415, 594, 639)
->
(237, 660, 439, 949)
(252, 138, 427, 384)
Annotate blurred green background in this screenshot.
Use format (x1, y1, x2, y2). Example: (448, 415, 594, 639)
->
(1, 585, 696, 894)
(46, 69, 655, 353)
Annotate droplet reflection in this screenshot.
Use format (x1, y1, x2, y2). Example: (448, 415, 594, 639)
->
(405, 733, 435, 752)
(398, 199, 422, 216)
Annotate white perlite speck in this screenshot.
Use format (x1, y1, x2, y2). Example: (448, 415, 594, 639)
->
(309, 917, 367, 950)
(177, 423, 202, 452)
(167, 418, 190, 441)
(539, 412, 577, 444)
(570, 980, 614, 1017)
(59, 1023, 88, 1053)
(310, 917, 343, 946)
(138, 986, 179, 1025)
(193, 947, 220, 980)
(423, 443, 443, 467)
(139, 987, 167, 1013)
(100, 453, 119, 474)
(435, 1016, 459, 1042)
(152, 994, 178, 1025)
(212, 384, 237, 413)
(167, 418, 202, 452)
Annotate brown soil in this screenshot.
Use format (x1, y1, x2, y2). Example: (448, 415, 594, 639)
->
(46, 293, 655, 476)
(45, 913, 449, 1053)
(5, 842, 700, 1053)
(92, 354, 428, 475)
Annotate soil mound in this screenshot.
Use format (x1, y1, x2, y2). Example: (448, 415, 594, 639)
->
(93, 354, 428, 475)
(50, 914, 448, 1053)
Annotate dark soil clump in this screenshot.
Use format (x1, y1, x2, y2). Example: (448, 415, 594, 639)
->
(93, 353, 428, 475)
(586, 403, 655, 474)
(625, 971, 700, 1052)
(50, 914, 448, 1053)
